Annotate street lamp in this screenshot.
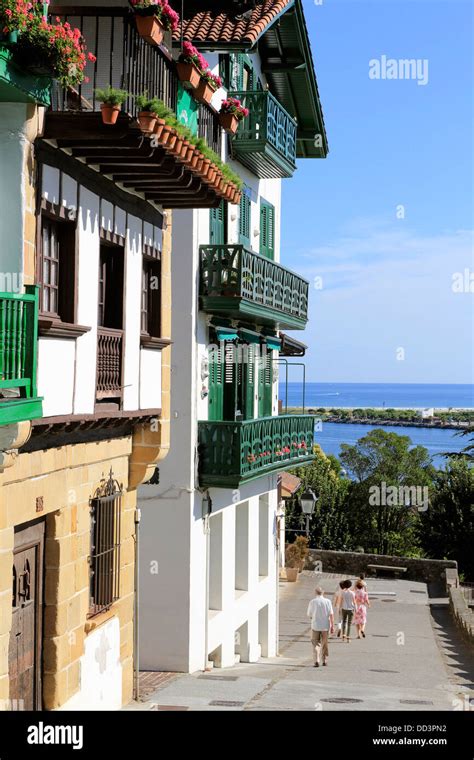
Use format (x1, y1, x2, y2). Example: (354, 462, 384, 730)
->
(299, 488, 318, 540)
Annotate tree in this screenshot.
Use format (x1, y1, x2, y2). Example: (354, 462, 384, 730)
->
(420, 458, 474, 580)
(284, 446, 352, 550)
(444, 426, 474, 463)
(339, 429, 435, 556)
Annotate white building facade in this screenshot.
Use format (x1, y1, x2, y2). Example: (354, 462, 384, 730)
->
(139, 0, 328, 673)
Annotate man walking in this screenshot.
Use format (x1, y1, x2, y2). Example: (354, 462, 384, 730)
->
(307, 586, 334, 667)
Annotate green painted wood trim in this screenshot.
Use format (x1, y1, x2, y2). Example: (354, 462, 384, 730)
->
(0, 396, 43, 426)
(0, 45, 51, 106)
(200, 296, 308, 330)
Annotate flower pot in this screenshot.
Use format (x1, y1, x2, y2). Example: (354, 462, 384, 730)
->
(219, 112, 239, 135)
(172, 135, 183, 156)
(138, 110, 157, 134)
(152, 117, 166, 142)
(165, 130, 178, 151)
(101, 103, 121, 125)
(199, 159, 211, 179)
(176, 60, 201, 90)
(194, 78, 216, 105)
(285, 567, 298, 582)
(135, 14, 165, 46)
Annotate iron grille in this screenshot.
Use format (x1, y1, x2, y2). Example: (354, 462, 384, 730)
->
(89, 469, 122, 616)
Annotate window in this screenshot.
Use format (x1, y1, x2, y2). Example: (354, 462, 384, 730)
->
(259, 199, 275, 260)
(239, 189, 251, 246)
(89, 471, 122, 616)
(39, 216, 75, 322)
(141, 254, 161, 338)
(98, 243, 124, 329)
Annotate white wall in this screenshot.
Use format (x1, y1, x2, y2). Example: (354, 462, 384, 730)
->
(38, 166, 164, 417)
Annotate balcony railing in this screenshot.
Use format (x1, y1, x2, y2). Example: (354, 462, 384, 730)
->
(96, 327, 123, 402)
(0, 286, 42, 426)
(49, 7, 221, 154)
(229, 90, 297, 178)
(200, 244, 309, 330)
(198, 415, 315, 487)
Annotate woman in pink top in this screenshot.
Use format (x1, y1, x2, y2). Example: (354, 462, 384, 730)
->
(354, 580, 370, 638)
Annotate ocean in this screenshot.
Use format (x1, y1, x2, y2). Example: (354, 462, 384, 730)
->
(280, 382, 474, 410)
(278, 383, 473, 463)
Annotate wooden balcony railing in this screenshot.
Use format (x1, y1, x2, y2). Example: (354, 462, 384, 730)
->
(49, 7, 221, 154)
(200, 244, 309, 330)
(229, 90, 297, 178)
(0, 286, 42, 425)
(198, 415, 315, 487)
(96, 327, 123, 401)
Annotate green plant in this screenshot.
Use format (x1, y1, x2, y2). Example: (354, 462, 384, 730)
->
(285, 543, 300, 569)
(294, 535, 310, 566)
(95, 86, 129, 106)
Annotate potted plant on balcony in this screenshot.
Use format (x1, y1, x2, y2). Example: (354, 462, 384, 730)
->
(176, 41, 203, 90)
(194, 68, 222, 106)
(95, 86, 129, 125)
(136, 93, 160, 133)
(285, 542, 300, 582)
(0, 0, 31, 44)
(6, 7, 96, 85)
(130, 0, 179, 46)
(218, 96, 249, 135)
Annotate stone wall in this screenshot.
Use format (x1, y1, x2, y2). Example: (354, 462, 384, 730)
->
(449, 588, 474, 645)
(305, 548, 457, 584)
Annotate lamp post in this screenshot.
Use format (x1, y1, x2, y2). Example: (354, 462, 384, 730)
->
(299, 488, 318, 540)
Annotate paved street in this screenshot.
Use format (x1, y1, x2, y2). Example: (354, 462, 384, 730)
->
(127, 572, 473, 712)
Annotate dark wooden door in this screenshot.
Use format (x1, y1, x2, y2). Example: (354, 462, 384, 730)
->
(9, 520, 45, 710)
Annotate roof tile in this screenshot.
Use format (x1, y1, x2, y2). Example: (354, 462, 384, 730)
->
(172, 1, 293, 46)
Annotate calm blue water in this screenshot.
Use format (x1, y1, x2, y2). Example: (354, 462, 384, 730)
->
(315, 422, 467, 463)
(278, 383, 473, 462)
(280, 382, 474, 409)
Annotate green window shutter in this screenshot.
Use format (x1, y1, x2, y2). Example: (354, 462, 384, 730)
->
(208, 345, 224, 421)
(210, 200, 227, 245)
(258, 352, 273, 418)
(219, 54, 230, 88)
(239, 189, 251, 246)
(260, 199, 275, 259)
(243, 344, 255, 420)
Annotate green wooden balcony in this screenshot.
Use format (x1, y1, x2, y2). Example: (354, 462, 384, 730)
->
(229, 90, 297, 179)
(198, 415, 315, 488)
(200, 244, 309, 330)
(0, 44, 51, 106)
(0, 286, 43, 426)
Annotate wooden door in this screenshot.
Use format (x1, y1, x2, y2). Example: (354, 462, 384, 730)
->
(9, 520, 45, 710)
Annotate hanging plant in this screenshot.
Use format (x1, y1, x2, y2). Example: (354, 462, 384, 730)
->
(194, 69, 222, 105)
(176, 41, 204, 89)
(130, 0, 179, 46)
(4, 3, 97, 87)
(219, 96, 249, 134)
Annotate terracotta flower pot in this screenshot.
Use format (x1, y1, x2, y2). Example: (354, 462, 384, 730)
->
(153, 117, 166, 141)
(135, 14, 165, 46)
(180, 140, 191, 160)
(199, 159, 211, 179)
(100, 103, 120, 125)
(285, 567, 298, 582)
(219, 112, 239, 135)
(176, 60, 201, 90)
(194, 78, 216, 105)
(138, 110, 157, 134)
(189, 150, 200, 169)
(164, 129, 178, 151)
(173, 136, 184, 156)
(158, 124, 172, 146)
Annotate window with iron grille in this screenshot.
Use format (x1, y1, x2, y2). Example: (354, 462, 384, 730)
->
(40, 215, 75, 321)
(141, 252, 161, 338)
(89, 470, 122, 616)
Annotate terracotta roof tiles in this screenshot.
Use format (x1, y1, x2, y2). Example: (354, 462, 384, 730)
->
(172, 1, 294, 46)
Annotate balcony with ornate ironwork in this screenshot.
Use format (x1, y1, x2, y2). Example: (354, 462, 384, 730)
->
(229, 90, 297, 179)
(200, 244, 309, 330)
(42, 6, 227, 209)
(198, 415, 315, 488)
(0, 287, 43, 427)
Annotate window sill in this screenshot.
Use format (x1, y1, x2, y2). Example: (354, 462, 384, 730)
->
(140, 335, 172, 350)
(85, 607, 117, 634)
(39, 317, 91, 339)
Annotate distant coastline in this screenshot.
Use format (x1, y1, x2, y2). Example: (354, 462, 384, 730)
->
(287, 406, 473, 431)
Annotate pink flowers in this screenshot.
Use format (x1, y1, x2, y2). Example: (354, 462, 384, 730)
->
(220, 96, 249, 120)
(202, 70, 222, 90)
(131, 0, 180, 32)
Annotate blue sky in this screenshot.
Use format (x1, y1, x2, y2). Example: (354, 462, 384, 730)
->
(281, 0, 473, 383)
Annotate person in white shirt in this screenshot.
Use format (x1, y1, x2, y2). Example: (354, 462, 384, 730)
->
(341, 579, 356, 642)
(307, 586, 334, 667)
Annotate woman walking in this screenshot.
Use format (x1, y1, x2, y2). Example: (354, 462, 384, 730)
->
(341, 580, 356, 642)
(332, 580, 345, 638)
(354, 580, 370, 638)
